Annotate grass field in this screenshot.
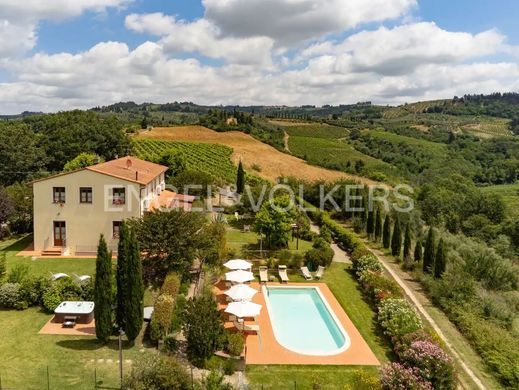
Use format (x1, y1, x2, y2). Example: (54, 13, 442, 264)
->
(246, 262, 391, 389)
(481, 182, 519, 217)
(226, 228, 313, 256)
(135, 126, 375, 184)
(288, 136, 393, 177)
(368, 130, 448, 155)
(284, 124, 349, 139)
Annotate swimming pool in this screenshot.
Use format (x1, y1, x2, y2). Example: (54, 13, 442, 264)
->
(263, 286, 350, 356)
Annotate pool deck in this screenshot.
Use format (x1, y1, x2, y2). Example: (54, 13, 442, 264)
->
(216, 281, 379, 365)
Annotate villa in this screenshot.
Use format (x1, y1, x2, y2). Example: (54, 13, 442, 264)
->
(31, 156, 193, 257)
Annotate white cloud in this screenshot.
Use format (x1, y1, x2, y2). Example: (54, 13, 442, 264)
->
(203, 0, 416, 45)
(125, 13, 274, 66)
(0, 0, 129, 58)
(298, 23, 509, 74)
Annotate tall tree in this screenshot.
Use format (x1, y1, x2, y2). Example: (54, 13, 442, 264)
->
(0, 187, 14, 228)
(391, 217, 402, 258)
(236, 160, 245, 194)
(124, 229, 144, 344)
(374, 209, 382, 241)
(434, 238, 447, 278)
(382, 215, 391, 249)
(423, 228, 436, 274)
(94, 235, 113, 343)
(183, 294, 224, 367)
(116, 222, 130, 330)
(366, 208, 375, 238)
(414, 238, 423, 263)
(403, 224, 412, 260)
(0, 251, 6, 281)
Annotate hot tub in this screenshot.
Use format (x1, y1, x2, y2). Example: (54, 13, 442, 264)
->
(54, 301, 95, 324)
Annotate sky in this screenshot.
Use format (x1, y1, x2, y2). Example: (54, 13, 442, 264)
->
(0, 0, 519, 114)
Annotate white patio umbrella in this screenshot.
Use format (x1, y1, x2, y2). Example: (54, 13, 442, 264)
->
(225, 300, 262, 318)
(223, 259, 252, 270)
(225, 270, 254, 284)
(224, 284, 258, 301)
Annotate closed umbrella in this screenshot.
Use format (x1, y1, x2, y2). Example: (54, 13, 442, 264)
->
(223, 259, 252, 270)
(225, 300, 262, 318)
(225, 270, 254, 283)
(224, 284, 258, 301)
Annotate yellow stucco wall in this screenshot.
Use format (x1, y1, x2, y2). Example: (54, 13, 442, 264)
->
(33, 170, 146, 254)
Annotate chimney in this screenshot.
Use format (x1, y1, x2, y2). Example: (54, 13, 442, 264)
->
(126, 158, 132, 169)
(135, 171, 138, 181)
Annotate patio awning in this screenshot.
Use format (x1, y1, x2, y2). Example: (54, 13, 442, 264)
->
(224, 284, 258, 301)
(223, 259, 252, 270)
(225, 270, 254, 283)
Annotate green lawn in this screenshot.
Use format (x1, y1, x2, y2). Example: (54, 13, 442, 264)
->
(0, 308, 150, 390)
(246, 262, 391, 389)
(226, 228, 313, 255)
(4, 236, 97, 277)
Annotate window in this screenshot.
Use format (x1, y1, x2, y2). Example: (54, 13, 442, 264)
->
(80, 187, 93, 204)
(112, 188, 126, 205)
(113, 221, 122, 238)
(53, 187, 65, 203)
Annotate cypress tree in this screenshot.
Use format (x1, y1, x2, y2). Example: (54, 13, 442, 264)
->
(0, 251, 6, 280)
(124, 229, 144, 344)
(116, 222, 130, 330)
(391, 217, 402, 258)
(423, 228, 436, 274)
(382, 215, 391, 249)
(434, 238, 447, 278)
(403, 223, 412, 260)
(366, 209, 375, 238)
(374, 209, 382, 242)
(360, 191, 367, 225)
(414, 238, 423, 262)
(94, 235, 113, 343)
(236, 161, 245, 194)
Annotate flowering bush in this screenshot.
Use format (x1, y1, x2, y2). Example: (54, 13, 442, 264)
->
(353, 254, 383, 277)
(380, 363, 433, 390)
(378, 298, 423, 340)
(400, 341, 456, 390)
(358, 271, 403, 303)
(392, 329, 436, 358)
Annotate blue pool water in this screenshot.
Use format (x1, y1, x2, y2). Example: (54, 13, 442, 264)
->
(265, 287, 349, 355)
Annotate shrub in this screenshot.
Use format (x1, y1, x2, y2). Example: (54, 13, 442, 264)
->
(19, 276, 51, 306)
(0, 283, 25, 309)
(378, 298, 423, 340)
(380, 363, 433, 390)
(289, 253, 304, 269)
(123, 354, 191, 390)
(319, 225, 332, 242)
(150, 294, 175, 342)
(164, 334, 178, 354)
(400, 341, 456, 390)
(351, 246, 371, 262)
(392, 329, 436, 358)
(42, 285, 62, 312)
(225, 332, 244, 356)
(160, 272, 181, 298)
(196, 370, 234, 390)
(305, 247, 334, 270)
(353, 254, 382, 277)
(358, 271, 403, 303)
(7, 263, 29, 283)
(277, 249, 292, 264)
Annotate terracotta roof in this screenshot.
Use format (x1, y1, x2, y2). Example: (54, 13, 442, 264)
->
(149, 190, 194, 211)
(86, 156, 167, 185)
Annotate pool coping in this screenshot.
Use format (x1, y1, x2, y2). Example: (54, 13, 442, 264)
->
(262, 285, 351, 356)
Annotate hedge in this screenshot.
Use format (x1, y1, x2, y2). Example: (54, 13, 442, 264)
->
(160, 272, 181, 298)
(150, 294, 175, 342)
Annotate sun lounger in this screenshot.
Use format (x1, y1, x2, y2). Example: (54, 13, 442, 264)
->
(315, 266, 325, 280)
(259, 266, 268, 283)
(300, 266, 313, 280)
(73, 274, 91, 282)
(234, 319, 260, 333)
(278, 265, 289, 283)
(50, 272, 69, 281)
